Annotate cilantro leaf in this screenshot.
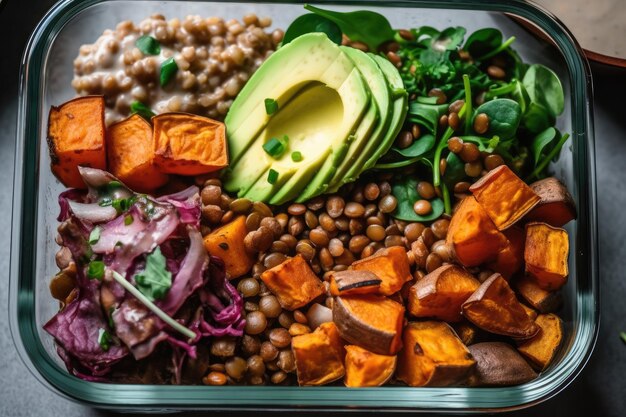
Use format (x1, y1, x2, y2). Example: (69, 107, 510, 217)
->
(134, 247, 172, 301)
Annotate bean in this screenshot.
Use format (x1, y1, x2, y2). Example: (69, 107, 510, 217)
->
(288, 216, 305, 236)
(269, 328, 292, 349)
(417, 181, 436, 200)
(411, 237, 429, 269)
(260, 341, 279, 362)
(305, 210, 319, 228)
(275, 213, 289, 230)
(431, 240, 452, 262)
(306, 196, 325, 211)
(287, 203, 306, 216)
(465, 161, 483, 177)
(431, 219, 450, 240)
(386, 51, 401, 67)
(398, 29, 415, 41)
(449, 99, 465, 114)
(454, 181, 471, 193)
(201, 185, 222, 205)
(440, 158, 447, 176)
(385, 224, 401, 236)
(487, 65, 506, 79)
(344, 202, 366, 218)
(473, 113, 489, 134)
(293, 309, 308, 324)
(229, 198, 252, 214)
(247, 355, 265, 376)
(378, 195, 397, 213)
(295, 240, 316, 261)
(203, 371, 227, 386)
(270, 240, 289, 254)
(395, 130, 413, 149)
(366, 224, 386, 242)
(245, 311, 267, 335)
(379, 181, 392, 197)
(279, 234, 298, 249)
(349, 235, 371, 254)
(202, 204, 223, 223)
(277, 350, 296, 372)
(278, 311, 295, 328)
(237, 277, 260, 298)
(421, 227, 435, 248)
(413, 200, 432, 216)
(220, 210, 235, 224)
(241, 335, 261, 357)
(425, 252, 443, 273)
(326, 196, 345, 218)
(439, 114, 448, 130)
(256, 226, 274, 252)
(289, 323, 311, 336)
(349, 219, 365, 235)
(246, 212, 262, 231)
(328, 238, 345, 257)
(460, 143, 480, 162)
(225, 357, 247, 380)
(319, 247, 334, 270)
(448, 136, 464, 154)
(211, 336, 237, 357)
(428, 88, 447, 105)
(245, 301, 259, 312)
(448, 112, 460, 131)
(404, 223, 425, 243)
(411, 124, 421, 140)
(264, 252, 286, 269)
(319, 213, 337, 232)
(259, 295, 282, 318)
(252, 263, 266, 278)
(484, 154, 505, 171)
(385, 235, 405, 248)
(363, 183, 380, 201)
(271, 371, 287, 384)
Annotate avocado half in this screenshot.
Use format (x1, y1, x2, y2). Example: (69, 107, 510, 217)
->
(222, 32, 407, 205)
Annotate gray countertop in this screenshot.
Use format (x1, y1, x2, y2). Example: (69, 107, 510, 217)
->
(1, 1, 624, 416)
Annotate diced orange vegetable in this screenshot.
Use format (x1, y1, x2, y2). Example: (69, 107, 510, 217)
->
(521, 303, 538, 321)
(261, 254, 325, 310)
(203, 216, 254, 279)
(469, 342, 537, 386)
(462, 273, 539, 339)
(446, 196, 507, 267)
(344, 345, 396, 387)
(408, 264, 480, 322)
(514, 275, 562, 313)
(524, 222, 569, 290)
(451, 321, 478, 346)
(487, 226, 525, 279)
(106, 114, 168, 192)
(47, 96, 106, 188)
(153, 113, 228, 175)
(350, 246, 412, 295)
(292, 322, 345, 386)
(525, 177, 577, 227)
(469, 165, 541, 230)
(329, 270, 381, 296)
(333, 295, 405, 355)
(517, 313, 563, 371)
(396, 321, 475, 387)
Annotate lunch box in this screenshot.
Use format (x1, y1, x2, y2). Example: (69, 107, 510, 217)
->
(10, 0, 597, 412)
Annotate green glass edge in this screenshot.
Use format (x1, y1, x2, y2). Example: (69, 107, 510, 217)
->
(9, 0, 598, 411)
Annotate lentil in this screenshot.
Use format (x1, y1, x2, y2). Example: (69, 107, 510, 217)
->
(268, 328, 292, 348)
(225, 357, 247, 380)
(460, 143, 481, 162)
(484, 154, 505, 171)
(378, 195, 397, 213)
(245, 311, 267, 335)
(203, 371, 227, 386)
(413, 199, 432, 216)
(237, 277, 260, 298)
(473, 113, 489, 134)
(326, 196, 345, 218)
(259, 295, 282, 318)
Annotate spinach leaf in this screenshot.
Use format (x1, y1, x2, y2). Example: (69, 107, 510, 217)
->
(522, 101, 555, 134)
(531, 127, 557, 164)
(464, 28, 502, 58)
(522, 64, 564, 117)
(134, 247, 172, 301)
(407, 102, 448, 134)
(391, 177, 445, 222)
(391, 134, 435, 158)
(282, 13, 342, 46)
(304, 4, 395, 51)
(443, 152, 466, 189)
(432, 27, 466, 52)
(460, 135, 499, 152)
(510, 79, 530, 113)
(473, 98, 521, 139)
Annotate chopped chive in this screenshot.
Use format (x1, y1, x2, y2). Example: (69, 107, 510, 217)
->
(112, 196, 136, 213)
(263, 137, 287, 157)
(130, 101, 156, 121)
(98, 328, 113, 351)
(135, 35, 161, 55)
(264, 98, 279, 115)
(87, 260, 105, 280)
(160, 57, 178, 87)
(267, 169, 279, 184)
(291, 151, 303, 162)
(124, 214, 134, 225)
(89, 227, 101, 245)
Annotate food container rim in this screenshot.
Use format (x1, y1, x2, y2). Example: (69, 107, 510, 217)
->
(9, 0, 598, 412)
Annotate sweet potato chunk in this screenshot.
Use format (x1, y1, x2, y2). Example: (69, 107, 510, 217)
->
(333, 295, 404, 355)
(396, 321, 475, 387)
(487, 226, 525, 280)
(204, 216, 254, 279)
(446, 197, 507, 266)
(469, 342, 537, 386)
(47, 96, 106, 188)
(408, 264, 480, 322)
(344, 345, 396, 387)
(329, 270, 381, 296)
(525, 222, 569, 290)
(462, 274, 539, 339)
(525, 177, 576, 227)
(107, 114, 168, 192)
(517, 313, 563, 371)
(292, 322, 345, 386)
(514, 275, 562, 313)
(261, 254, 325, 310)
(452, 321, 478, 346)
(153, 113, 228, 175)
(350, 247, 411, 295)
(469, 165, 541, 230)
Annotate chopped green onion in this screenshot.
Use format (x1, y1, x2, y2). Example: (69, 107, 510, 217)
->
(135, 35, 161, 55)
(98, 328, 113, 351)
(124, 214, 134, 225)
(160, 57, 178, 87)
(88, 227, 101, 245)
(291, 151, 303, 162)
(112, 196, 136, 213)
(130, 101, 156, 121)
(263, 137, 287, 157)
(87, 261, 105, 280)
(264, 98, 279, 115)
(267, 169, 279, 184)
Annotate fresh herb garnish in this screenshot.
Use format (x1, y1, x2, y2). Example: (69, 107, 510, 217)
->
(267, 169, 279, 184)
(124, 214, 134, 225)
(98, 328, 113, 351)
(262, 136, 288, 158)
(134, 247, 172, 301)
(88, 227, 101, 245)
(264, 98, 279, 115)
(112, 196, 136, 213)
(291, 151, 303, 162)
(87, 260, 105, 280)
(130, 101, 156, 121)
(282, 13, 342, 46)
(160, 57, 178, 87)
(135, 35, 161, 55)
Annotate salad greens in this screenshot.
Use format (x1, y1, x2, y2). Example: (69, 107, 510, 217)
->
(134, 247, 172, 302)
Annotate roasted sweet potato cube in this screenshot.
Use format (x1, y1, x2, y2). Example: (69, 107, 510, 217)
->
(329, 270, 381, 296)
(469, 342, 537, 386)
(107, 114, 168, 192)
(487, 226, 525, 280)
(408, 264, 480, 322)
(525, 177, 577, 227)
(396, 321, 475, 387)
(462, 273, 539, 339)
(524, 222, 569, 290)
(452, 321, 478, 346)
(344, 345, 397, 387)
(261, 254, 325, 310)
(204, 216, 254, 279)
(292, 322, 345, 386)
(469, 165, 541, 230)
(517, 313, 563, 371)
(446, 197, 507, 267)
(514, 275, 562, 313)
(333, 295, 405, 355)
(47, 96, 107, 188)
(350, 246, 411, 295)
(153, 113, 228, 175)
(521, 303, 538, 321)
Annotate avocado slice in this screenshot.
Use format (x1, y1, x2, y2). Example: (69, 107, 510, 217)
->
(225, 33, 349, 169)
